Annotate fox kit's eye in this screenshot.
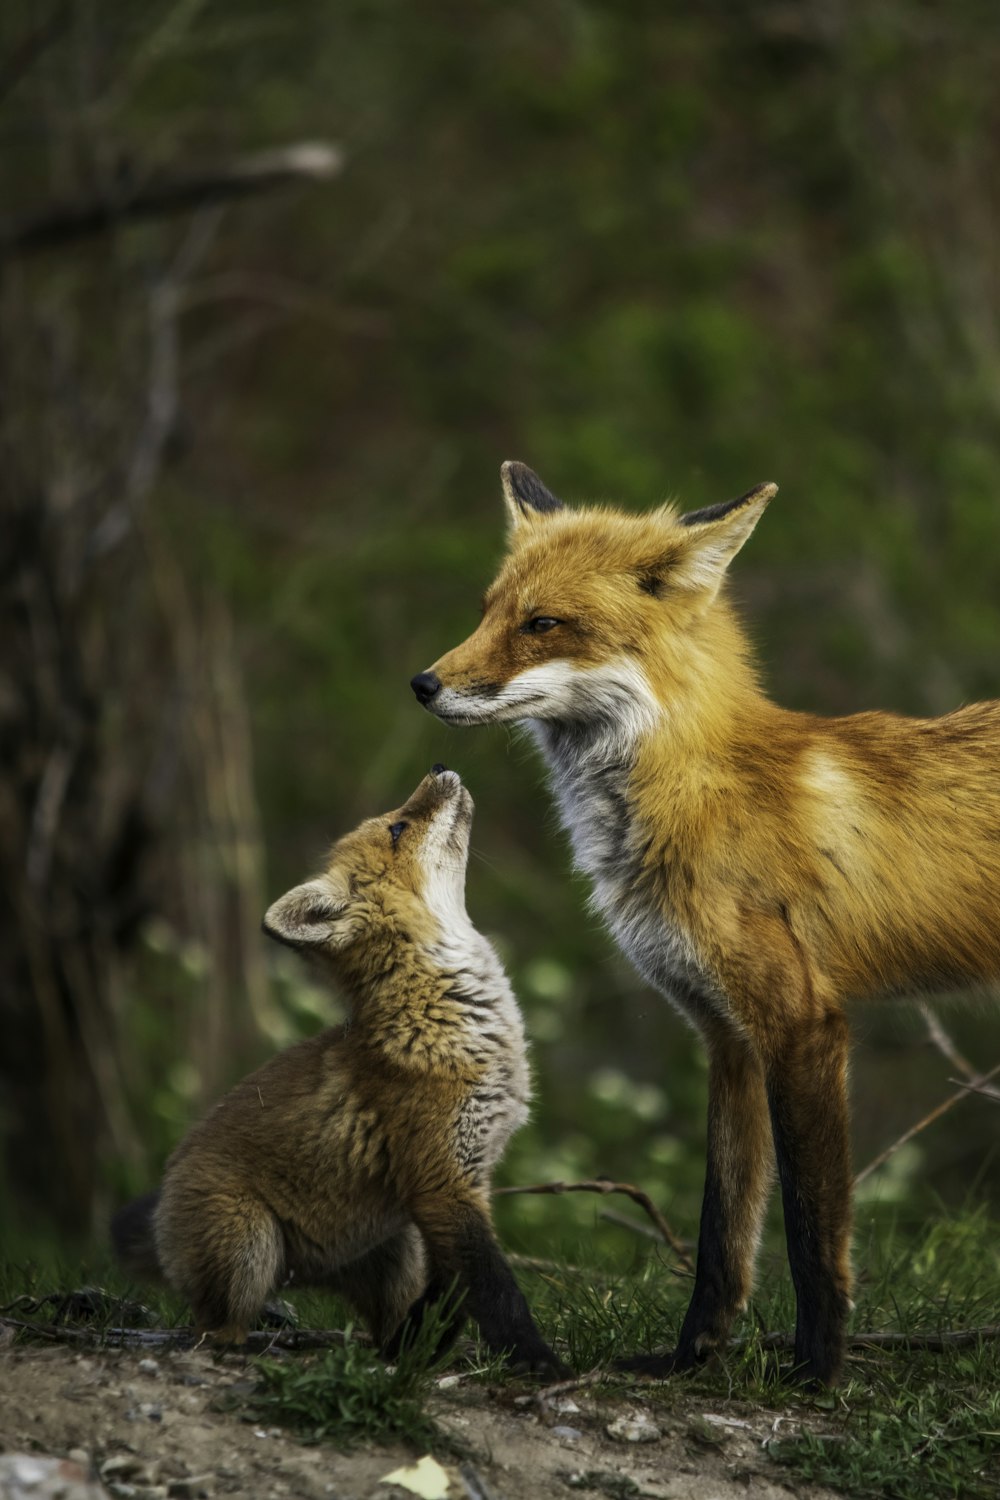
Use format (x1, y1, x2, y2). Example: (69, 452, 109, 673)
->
(389, 821, 408, 846)
(523, 616, 561, 635)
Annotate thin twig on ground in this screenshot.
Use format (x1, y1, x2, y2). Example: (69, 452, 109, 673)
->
(494, 1177, 693, 1271)
(7, 1313, 998, 1364)
(745, 1325, 1000, 1354)
(531, 1368, 608, 1409)
(853, 1058, 1000, 1186)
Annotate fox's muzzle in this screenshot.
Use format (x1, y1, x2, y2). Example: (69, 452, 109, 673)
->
(399, 764, 469, 822)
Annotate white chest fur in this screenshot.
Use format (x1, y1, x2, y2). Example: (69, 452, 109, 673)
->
(429, 919, 532, 1181)
(531, 720, 721, 1025)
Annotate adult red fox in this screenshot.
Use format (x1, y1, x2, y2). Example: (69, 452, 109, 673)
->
(411, 462, 1000, 1387)
(113, 767, 563, 1376)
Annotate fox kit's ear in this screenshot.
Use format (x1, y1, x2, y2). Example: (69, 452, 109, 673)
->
(501, 460, 564, 534)
(263, 878, 352, 951)
(674, 481, 777, 599)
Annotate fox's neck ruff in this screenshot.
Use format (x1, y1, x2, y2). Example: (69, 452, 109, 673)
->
(527, 625, 767, 1021)
(529, 611, 763, 867)
(339, 913, 531, 1175)
(337, 911, 527, 1068)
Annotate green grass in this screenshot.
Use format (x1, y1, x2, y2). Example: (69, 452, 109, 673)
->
(2, 1208, 998, 1496)
(504, 1206, 1000, 1500)
(250, 1316, 451, 1452)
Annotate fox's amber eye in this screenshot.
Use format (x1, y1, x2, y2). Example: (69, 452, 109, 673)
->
(523, 617, 561, 635)
(389, 821, 408, 845)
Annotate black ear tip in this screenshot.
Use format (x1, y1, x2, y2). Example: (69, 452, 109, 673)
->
(680, 482, 777, 528)
(501, 460, 563, 515)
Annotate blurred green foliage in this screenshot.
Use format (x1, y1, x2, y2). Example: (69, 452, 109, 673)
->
(3, 0, 1000, 1237)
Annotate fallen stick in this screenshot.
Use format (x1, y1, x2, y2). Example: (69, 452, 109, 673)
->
(6, 1313, 997, 1363)
(0, 1316, 354, 1352)
(494, 1178, 693, 1272)
(748, 1325, 1000, 1354)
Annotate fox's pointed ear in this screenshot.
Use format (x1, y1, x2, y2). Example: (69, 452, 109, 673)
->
(674, 482, 776, 598)
(501, 460, 564, 533)
(263, 877, 352, 951)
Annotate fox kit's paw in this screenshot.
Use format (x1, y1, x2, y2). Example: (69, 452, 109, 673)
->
(506, 1344, 571, 1381)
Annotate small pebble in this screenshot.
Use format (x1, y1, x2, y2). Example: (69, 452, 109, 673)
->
(606, 1412, 662, 1444)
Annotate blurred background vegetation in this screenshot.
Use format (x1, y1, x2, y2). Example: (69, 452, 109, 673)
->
(2, 0, 999, 1259)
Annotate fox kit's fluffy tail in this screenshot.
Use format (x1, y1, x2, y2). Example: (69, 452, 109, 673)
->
(110, 1190, 163, 1282)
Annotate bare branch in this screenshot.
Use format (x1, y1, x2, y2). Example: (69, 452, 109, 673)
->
(920, 1000, 1000, 1101)
(948, 1077, 1000, 1104)
(598, 1206, 671, 1243)
(854, 1058, 1000, 1186)
(494, 1178, 693, 1272)
(2, 142, 343, 258)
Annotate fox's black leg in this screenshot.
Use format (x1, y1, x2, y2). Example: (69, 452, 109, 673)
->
(409, 1188, 568, 1377)
(620, 1019, 774, 1377)
(765, 1007, 853, 1387)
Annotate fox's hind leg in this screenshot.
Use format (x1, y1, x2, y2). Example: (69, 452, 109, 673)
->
(724, 916, 852, 1387)
(156, 1190, 283, 1344)
(761, 1004, 852, 1386)
(334, 1226, 428, 1348)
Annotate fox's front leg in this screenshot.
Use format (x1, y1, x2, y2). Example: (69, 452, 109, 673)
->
(620, 1017, 774, 1377)
(400, 1185, 568, 1377)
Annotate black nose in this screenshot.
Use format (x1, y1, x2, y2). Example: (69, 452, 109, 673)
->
(431, 762, 447, 775)
(411, 671, 441, 705)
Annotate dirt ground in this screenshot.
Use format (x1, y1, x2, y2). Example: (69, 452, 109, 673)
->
(0, 1340, 844, 1500)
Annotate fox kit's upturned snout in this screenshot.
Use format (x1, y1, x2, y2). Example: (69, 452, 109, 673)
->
(413, 462, 1000, 1387)
(113, 768, 563, 1375)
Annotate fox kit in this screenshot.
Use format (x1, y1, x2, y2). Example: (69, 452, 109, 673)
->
(411, 462, 1000, 1387)
(112, 767, 563, 1375)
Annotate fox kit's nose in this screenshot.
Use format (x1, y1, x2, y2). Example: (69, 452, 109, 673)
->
(411, 671, 441, 705)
